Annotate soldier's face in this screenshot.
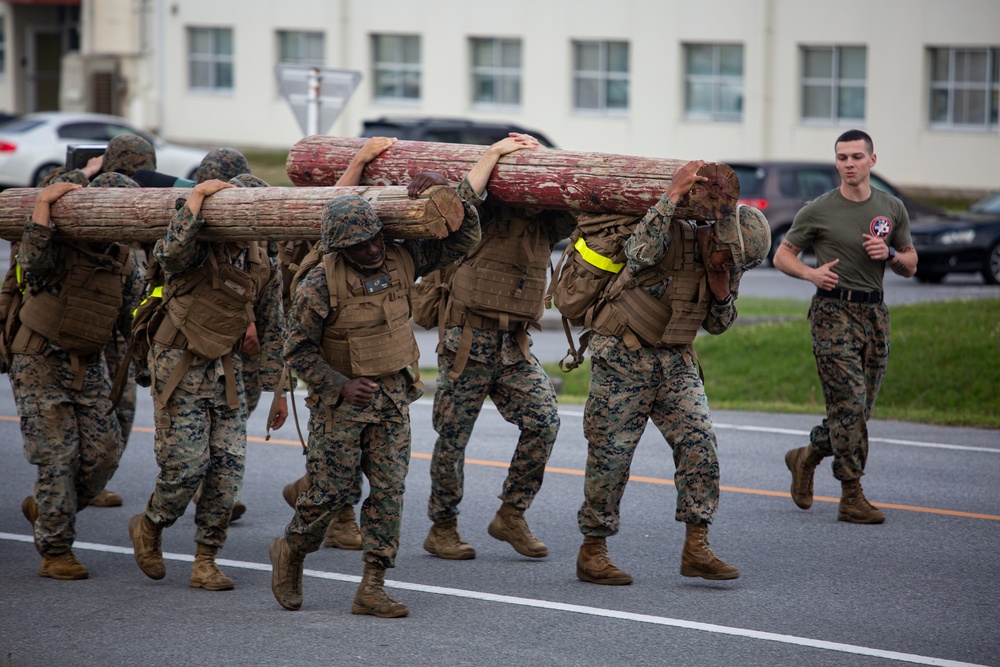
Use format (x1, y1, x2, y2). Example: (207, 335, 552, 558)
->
(344, 232, 385, 268)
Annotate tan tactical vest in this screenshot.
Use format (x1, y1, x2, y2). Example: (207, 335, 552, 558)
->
(318, 245, 419, 380)
(152, 242, 270, 361)
(13, 242, 130, 356)
(276, 239, 314, 313)
(591, 220, 711, 350)
(444, 211, 550, 331)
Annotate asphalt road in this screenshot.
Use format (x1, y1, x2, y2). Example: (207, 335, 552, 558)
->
(0, 245, 998, 667)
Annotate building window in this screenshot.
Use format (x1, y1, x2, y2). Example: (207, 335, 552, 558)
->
(188, 27, 233, 91)
(684, 43, 743, 121)
(573, 40, 629, 112)
(800, 45, 866, 122)
(929, 47, 999, 129)
(278, 30, 324, 66)
(471, 37, 521, 107)
(372, 34, 420, 101)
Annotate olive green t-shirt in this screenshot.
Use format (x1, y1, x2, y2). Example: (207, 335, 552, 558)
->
(786, 188, 911, 292)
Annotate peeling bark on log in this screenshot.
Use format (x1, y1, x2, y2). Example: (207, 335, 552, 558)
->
(0, 185, 463, 243)
(286, 136, 739, 220)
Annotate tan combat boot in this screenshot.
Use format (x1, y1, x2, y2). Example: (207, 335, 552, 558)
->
(269, 537, 304, 611)
(91, 489, 123, 507)
(230, 499, 247, 523)
(576, 535, 633, 585)
(21, 495, 38, 525)
(423, 516, 476, 560)
(324, 505, 362, 550)
(488, 503, 548, 558)
(784, 446, 824, 509)
(838, 480, 886, 524)
(128, 513, 166, 580)
(190, 544, 235, 591)
(351, 562, 408, 618)
(39, 550, 89, 580)
(282, 475, 310, 508)
(681, 523, 739, 580)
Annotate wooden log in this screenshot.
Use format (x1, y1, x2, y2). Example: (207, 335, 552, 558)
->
(0, 185, 463, 244)
(286, 136, 739, 220)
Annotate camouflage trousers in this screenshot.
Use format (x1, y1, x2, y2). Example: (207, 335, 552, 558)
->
(144, 351, 248, 549)
(10, 352, 124, 555)
(284, 410, 410, 569)
(105, 333, 136, 444)
(579, 335, 720, 536)
(240, 350, 261, 415)
(807, 297, 890, 481)
(428, 350, 559, 521)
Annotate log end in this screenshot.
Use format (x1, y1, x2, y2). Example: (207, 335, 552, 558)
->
(423, 185, 464, 235)
(681, 162, 740, 220)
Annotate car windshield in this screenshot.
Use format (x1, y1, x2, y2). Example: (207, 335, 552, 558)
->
(730, 165, 765, 198)
(969, 190, 1000, 215)
(0, 119, 45, 133)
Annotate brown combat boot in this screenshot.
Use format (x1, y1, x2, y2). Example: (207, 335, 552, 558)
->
(681, 523, 740, 580)
(39, 550, 89, 580)
(324, 505, 362, 550)
(282, 475, 310, 508)
(128, 513, 166, 580)
(269, 537, 304, 611)
(838, 480, 886, 524)
(190, 544, 235, 591)
(423, 516, 476, 560)
(230, 499, 246, 523)
(785, 446, 824, 510)
(488, 503, 548, 558)
(90, 489, 123, 507)
(576, 535, 633, 585)
(21, 495, 38, 525)
(351, 563, 408, 618)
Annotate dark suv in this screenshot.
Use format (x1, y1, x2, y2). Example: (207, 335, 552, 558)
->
(727, 161, 940, 263)
(361, 116, 556, 148)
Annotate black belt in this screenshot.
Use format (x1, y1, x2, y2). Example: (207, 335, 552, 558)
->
(816, 288, 883, 304)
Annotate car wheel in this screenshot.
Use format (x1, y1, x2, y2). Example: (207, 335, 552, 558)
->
(915, 270, 946, 284)
(983, 242, 1000, 285)
(32, 163, 63, 186)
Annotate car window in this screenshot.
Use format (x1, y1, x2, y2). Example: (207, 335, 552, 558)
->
(0, 119, 45, 133)
(105, 123, 157, 145)
(969, 190, 1000, 214)
(58, 122, 114, 140)
(798, 169, 837, 198)
(730, 165, 765, 198)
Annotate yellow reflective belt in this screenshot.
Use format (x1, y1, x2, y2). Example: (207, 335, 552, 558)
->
(132, 285, 163, 316)
(574, 236, 624, 273)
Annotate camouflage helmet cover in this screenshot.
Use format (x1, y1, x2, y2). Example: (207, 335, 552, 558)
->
(714, 205, 771, 270)
(103, 134, 156, 176)
(228, 173, 269, 188)
(321, 194, 383, 252)
(196, 148, 250, 184)
(88, 172, 139, 188)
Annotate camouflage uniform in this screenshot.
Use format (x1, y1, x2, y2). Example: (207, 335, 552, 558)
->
(195, 148, 250, 184)
(429, 178, 575, 523)
(11, 205, 143, 557)
(579, 196, 739, 536)
(281, 193, 480, 569)
(139, 194, 285, 549)
(59, 134, 157, 185)
(787, 188, 910, 482)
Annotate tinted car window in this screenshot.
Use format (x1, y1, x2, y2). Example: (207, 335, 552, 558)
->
(0, 119, 45, 133)
(969, 190, 1000, 215)
(58, 122, 113, 140)
(731, 165, 765, 198)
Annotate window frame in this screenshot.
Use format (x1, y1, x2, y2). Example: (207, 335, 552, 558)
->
(187, 26, 234, 93)
(572, 40, 630, 114)
(372, 33, 421, 103)
(799, 44, 867, 124)
(683, 42, 744, 122)
(277, 30, 325, 67)
(928, 46, 999, 131)
(470, 36, 523, 109)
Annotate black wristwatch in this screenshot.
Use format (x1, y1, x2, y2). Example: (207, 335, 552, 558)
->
(887, 246, 896, 261)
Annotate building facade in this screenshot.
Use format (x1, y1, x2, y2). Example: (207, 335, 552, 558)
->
(0, 0, 996, 193)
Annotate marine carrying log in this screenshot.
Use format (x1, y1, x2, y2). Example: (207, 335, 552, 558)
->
(286, 136, 739, 220)
(0, 185, 463, 243)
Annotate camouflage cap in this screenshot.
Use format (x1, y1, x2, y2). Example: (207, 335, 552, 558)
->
(103, 134, 156, 176)
(88, 172, 140, 188)
(196, 148, 250, 184)
(321, 194, 383, 251)
(714, 205, 771, 271)
(229, 173, 269, 188)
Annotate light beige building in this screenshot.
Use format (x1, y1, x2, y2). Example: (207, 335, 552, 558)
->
(0, 0, 996, 193)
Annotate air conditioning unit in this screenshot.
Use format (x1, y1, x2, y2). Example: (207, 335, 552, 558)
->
(60, 52, 122, 115)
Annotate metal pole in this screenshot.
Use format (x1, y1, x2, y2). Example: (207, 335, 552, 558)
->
(307, 67, 320, 136)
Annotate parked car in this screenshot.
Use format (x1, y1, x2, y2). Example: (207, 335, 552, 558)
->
(0, 112, 208, 188)
(361, 116, 557, 148)
(910, 189, 1000, 284)
(727, 160, 942, 264)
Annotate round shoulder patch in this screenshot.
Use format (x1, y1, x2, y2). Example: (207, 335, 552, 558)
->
(870, 216, 893, 238)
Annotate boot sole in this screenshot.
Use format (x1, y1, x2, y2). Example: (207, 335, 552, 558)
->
(268, 539, 303, 611)
(784, 450, 813, 510)
(423, 538, 476, 560)
(487, 524, 548, 558)
(39, 567, 89, 580)
(190, 579, 235, 591)
(575, 566, 633, 585)
(680, 566, 740, 580)
(837, 513, 885, 524)
(351, 604, 408, 618)
(324, 537, 363, 550)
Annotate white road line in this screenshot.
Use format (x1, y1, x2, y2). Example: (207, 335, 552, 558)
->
(0, 532, 986, 667)
(415, 402, 998, 454)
